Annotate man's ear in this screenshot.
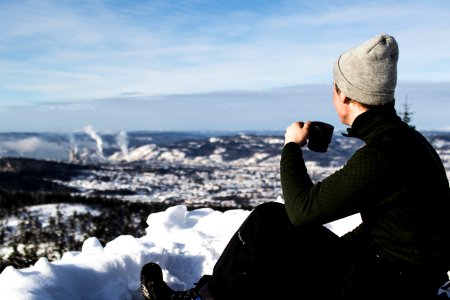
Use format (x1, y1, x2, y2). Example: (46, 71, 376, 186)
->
(337, 88, 350, 104)
(334, 82, 352, 104)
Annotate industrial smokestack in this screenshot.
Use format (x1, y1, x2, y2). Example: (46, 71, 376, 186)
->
(68, 133, 79, 163)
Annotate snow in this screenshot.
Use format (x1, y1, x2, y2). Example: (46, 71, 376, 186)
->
(26, 203, 102, 224)
(0, 201, 449, 299)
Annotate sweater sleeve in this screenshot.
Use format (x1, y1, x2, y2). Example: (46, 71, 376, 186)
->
(280, 142, 313, 223)
(281, 142, 387, 227)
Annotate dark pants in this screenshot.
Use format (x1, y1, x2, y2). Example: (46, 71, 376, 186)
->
(208, 202, 342, 299)
(205, 202, 448, 300)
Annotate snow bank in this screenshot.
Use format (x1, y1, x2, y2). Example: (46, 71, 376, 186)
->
(0, 204, 448, 299)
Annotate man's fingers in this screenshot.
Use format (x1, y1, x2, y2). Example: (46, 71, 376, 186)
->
(304, 121, 312, 129)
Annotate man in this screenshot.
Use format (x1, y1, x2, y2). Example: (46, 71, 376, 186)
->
(140, 34, 450, 299)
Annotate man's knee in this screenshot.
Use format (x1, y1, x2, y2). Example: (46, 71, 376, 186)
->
(244, 202, 290, 231)
(252, 201, 286, 217)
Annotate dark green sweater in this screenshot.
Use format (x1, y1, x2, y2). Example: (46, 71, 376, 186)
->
(280, 106, 450, 271)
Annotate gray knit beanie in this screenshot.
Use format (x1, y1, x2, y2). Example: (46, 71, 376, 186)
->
(333, 34, 399, 106)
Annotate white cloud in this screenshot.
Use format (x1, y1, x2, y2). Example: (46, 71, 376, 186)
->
(2, 137, 59, 153)
(0, 0, 449, 106)
(0, 82, 447, 133)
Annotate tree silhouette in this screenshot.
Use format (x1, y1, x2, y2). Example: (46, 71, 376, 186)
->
(400, 95, 415, 130)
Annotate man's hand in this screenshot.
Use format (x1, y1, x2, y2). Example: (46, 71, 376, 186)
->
(284, 121, 311, 146)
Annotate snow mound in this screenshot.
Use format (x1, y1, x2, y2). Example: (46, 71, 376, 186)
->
(0, 204, 449, 299)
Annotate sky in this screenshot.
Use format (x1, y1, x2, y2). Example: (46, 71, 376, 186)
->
(0, 0, 450, 132)
(0, 202, 448, 299)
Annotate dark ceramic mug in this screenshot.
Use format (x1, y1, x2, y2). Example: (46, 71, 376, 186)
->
(307, 121, 334, 153)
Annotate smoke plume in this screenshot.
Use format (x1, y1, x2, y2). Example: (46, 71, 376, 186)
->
(84, 125, 104, 158)
(117, 130, 130, 162)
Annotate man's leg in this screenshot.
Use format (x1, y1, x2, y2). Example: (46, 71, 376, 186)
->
(208, 202, 342, 300)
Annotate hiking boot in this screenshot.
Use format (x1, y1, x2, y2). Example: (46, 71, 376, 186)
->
(140, 262, 170, 300)
(140, 262, 209, 300)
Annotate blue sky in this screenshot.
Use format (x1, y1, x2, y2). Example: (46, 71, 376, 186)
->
(0, 0, 449, 132)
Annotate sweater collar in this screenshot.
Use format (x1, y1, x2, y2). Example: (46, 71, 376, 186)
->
(343, 103, 401, 143)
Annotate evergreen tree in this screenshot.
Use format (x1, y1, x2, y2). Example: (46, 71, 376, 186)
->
(400, 95, 415, 129)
